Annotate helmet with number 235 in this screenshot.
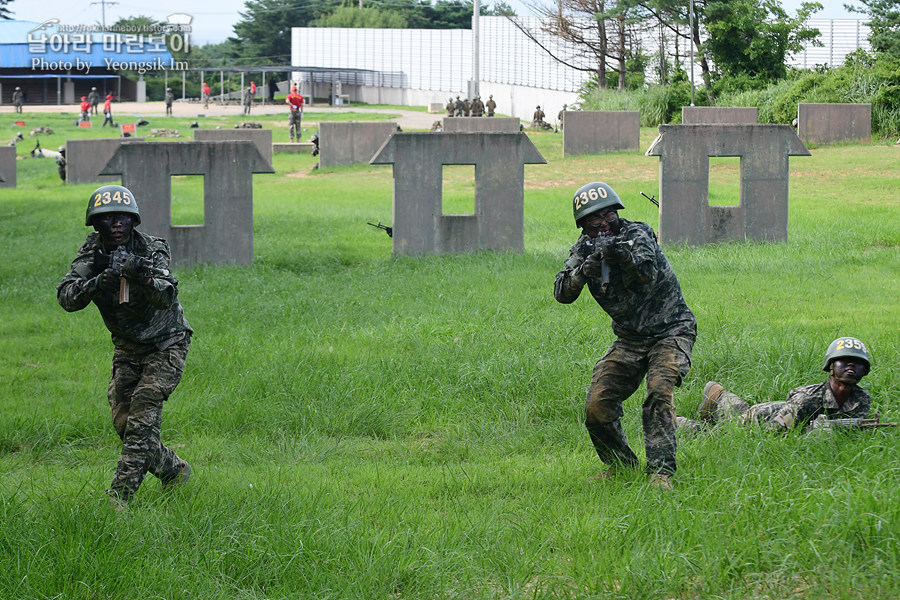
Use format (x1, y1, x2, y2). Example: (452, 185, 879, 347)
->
(822, 336, 871, 373)
(85, 185, 141, 226)
(572, 181, 625, 226)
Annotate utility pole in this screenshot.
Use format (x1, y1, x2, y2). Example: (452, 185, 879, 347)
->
(471, 0, 480, 99)
(91, 0, 119, 30)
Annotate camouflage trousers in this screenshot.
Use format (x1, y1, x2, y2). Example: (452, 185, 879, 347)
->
(107, 336, 190, 501)
(584, 334, 694, 475)
(710, 391, 792, 429)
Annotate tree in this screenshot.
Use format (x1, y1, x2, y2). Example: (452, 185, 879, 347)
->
(846, 0, 900, 57)
(313, 4, 409, 27)
(230, 0, 336, 65)
(1, 0, 12, 20)
(703, 0, 822, 85)
(510, 0, 644, 91)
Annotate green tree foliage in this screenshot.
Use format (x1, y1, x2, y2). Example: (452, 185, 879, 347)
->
(230, 0, 336, 64)
(313, 4, 409, 27)
(1, 0, 13, 20)
(703, 0, 823, 87)
(846, 0, 900, 57)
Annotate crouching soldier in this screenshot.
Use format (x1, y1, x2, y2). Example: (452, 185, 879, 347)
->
(678, 337, 873, 434)
(57, 185, 193, 507)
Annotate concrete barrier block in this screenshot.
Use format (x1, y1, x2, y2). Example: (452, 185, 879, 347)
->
(273, 142, 315, 153)
(562, 111, 640, 156)
(442, 117, 521, 133)
(193, 129, 274, 169)
(681, 106, 758, 124)
(66, 138, 143, 185)
(319, 122, 399, 168)
(797, 103, 871, 145)
(0, 146, 16, 188)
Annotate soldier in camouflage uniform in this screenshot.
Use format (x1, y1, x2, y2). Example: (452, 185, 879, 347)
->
(57, 185, 193, 506)
(677, 337, 871, 434)
(485, 95, 496, 117)
(554, 182, 696, 489)
(88, 87, 100, 115)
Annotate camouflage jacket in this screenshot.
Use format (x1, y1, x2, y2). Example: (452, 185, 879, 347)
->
(554, 218, 696, 341)
(750, 381, 870, 432)
(57, 230, 192, 348)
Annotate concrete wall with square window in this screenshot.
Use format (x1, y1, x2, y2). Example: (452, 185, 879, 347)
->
(562, 111, 640, 157)
(100, 140, 275, 265)
(371, 132, 546, 255)
(646, 124, 810, 245)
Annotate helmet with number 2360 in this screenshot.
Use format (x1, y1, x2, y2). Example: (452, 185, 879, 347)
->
(572, 181, 625, 226)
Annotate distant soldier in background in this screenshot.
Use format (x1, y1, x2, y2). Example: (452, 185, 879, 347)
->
(243, 86, 253, 115)
(202, 81, 211, 109)
(531, 105, 546, 129)
(88, 87, 101, 115)
(471, 96, 484, 117)
(79, 96, 91, 122)
(446, 97, 455, 117)
(12, 86, 24, 113)
(558, 104, 568, 130)
(454, 96, 464, 117)
(165, 88, 175, 116)
(286, 85, 304, 142)
(57, 185, 193, 508)
(102, 94, 117, 128)
(485, 95, 496, 117)
(677, 337, 873, 434)
(463, 98, 472, 117)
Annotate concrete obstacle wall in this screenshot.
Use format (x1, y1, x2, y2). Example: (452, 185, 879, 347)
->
(273, 142, 315, 154)
(681, 106, 758, 124)
(370, 132, 546, 255)
(100, 141, 275, 265)
(646, 124, 810, 245)
(797, 103, 871, 145)
(562, 111, 640, 157)
(442, 117, 521, 133)
(193, 128, 274, 169)
(319, 122, 399, 168)
(66, 138, 143, 185)
(0, 146, 15, 188)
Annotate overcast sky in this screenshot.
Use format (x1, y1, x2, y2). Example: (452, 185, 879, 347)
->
(7, 0, 861, 46)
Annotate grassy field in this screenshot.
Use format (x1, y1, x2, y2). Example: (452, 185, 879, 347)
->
(1, 110, 899, 599)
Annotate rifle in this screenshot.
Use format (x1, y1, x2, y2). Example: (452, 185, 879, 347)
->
(641, 192, 659, 207)
(110, 246, 130, 304)
(107, 246, 156, 304)
(367, 221, 393, 238)
(818, 415, 899, 431)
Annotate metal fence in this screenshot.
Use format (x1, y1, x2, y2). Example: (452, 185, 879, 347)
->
(291, 17, 871, 94)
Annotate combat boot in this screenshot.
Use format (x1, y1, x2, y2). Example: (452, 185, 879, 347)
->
(649, 473, 673, 490)
(699, 381, 726, 422)
(162, 461, 192, 491)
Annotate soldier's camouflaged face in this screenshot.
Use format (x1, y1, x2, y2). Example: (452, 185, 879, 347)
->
(93, 212, 135, 250)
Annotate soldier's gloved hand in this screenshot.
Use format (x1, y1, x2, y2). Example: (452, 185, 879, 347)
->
(96, 269, 120, 293)
(120, 254, 152, 281)
(600, 238, 630, 264)
(581, 254, 605, 279)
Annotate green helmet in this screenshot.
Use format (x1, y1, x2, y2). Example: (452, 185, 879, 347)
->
(822, 337, 871, 372)
(85, 185, 141, 226)
(572, 181, 625, 226)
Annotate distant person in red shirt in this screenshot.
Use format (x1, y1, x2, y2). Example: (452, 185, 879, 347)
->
(102, 94, 116, 128)
(250, 81, 256, 96)
(202, 82, 211, 109)
(286, 85, 304, 142)
(79, 96, 91, 122)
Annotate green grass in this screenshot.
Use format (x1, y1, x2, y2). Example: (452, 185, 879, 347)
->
(1, 117, 899, 599)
